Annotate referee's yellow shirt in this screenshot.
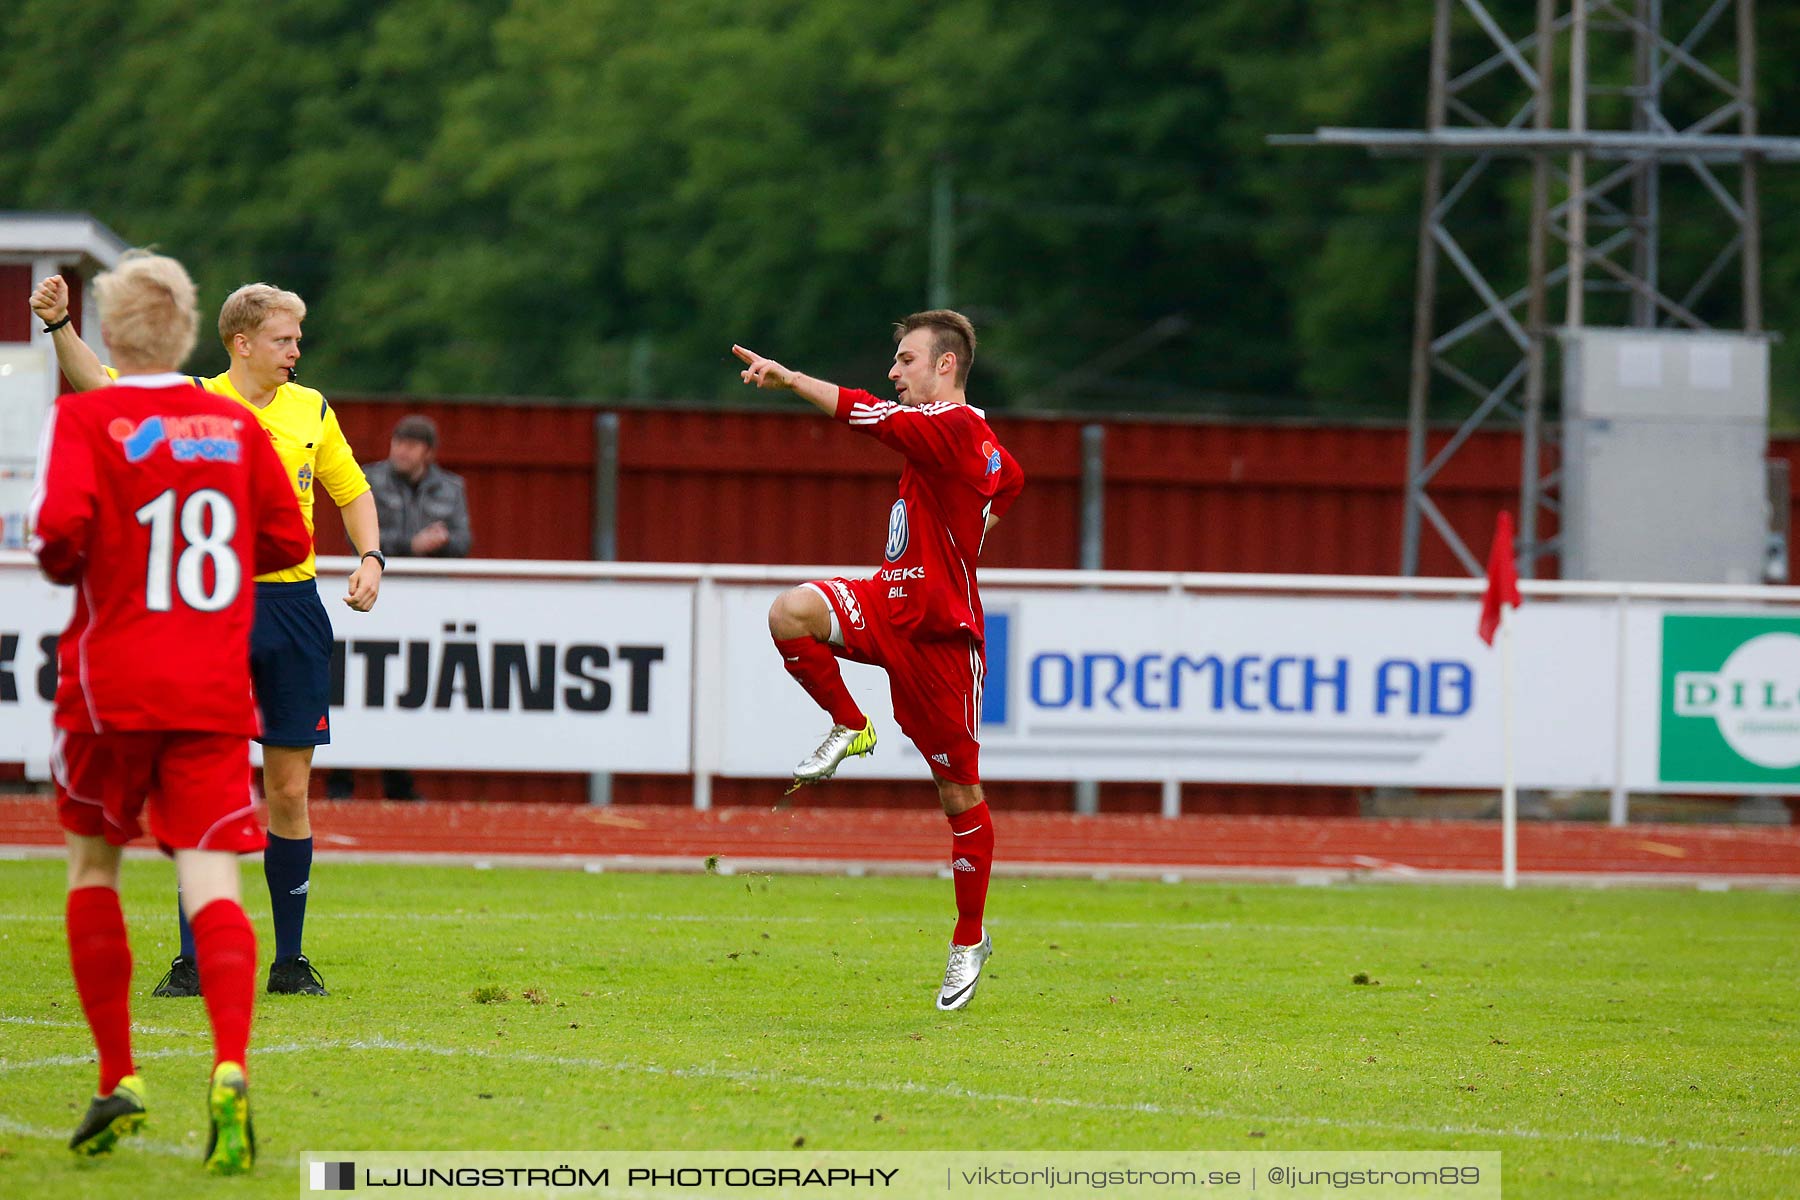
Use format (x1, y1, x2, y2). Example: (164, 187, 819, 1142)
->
(104, 367, 371, 582)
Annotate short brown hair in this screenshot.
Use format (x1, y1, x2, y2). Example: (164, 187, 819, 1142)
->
(217, 282, 306, 350)
(93, 250, 199, 370)
(392, 414, 438, 448)
(895, 309, 977, 387)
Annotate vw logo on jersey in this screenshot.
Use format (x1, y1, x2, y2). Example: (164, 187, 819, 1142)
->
(884, 498, 909, 562)
(297, 463, 313, 492)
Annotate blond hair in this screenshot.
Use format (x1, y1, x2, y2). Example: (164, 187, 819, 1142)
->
(217, 282, 306, 350)
(93, 250, 199, 370)
(895, 309, 977, 387)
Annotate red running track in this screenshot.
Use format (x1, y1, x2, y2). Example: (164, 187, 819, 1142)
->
(2, 797, 1796, 883)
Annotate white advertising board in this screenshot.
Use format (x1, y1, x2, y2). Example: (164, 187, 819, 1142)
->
(713, 586, 1622, 788)
(8, 553, 1800, 797)
(318, 576, 692, 771)
(0, 567, 64, 773)
(0, 569, 693, 774)
(1628, 606, 1800, 794)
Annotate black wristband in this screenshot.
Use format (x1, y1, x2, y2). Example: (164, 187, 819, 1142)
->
(361, 549, 386, 569)
(41, 313, 73, 333)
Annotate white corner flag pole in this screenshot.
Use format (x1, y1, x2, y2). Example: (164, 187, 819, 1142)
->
(1500, 602, 1518, 890)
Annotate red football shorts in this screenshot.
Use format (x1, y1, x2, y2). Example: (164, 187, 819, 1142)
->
(810, 576, 985, 785)
(53, 729, 264, 854)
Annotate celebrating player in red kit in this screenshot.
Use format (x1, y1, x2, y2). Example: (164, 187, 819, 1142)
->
(732, 310, 1024, 1011)
(30, 251, 311, 1174)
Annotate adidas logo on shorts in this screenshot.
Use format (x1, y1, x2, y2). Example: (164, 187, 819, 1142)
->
(930, 753, 951, 767)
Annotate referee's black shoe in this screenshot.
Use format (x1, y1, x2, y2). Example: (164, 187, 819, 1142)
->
(267, 954, 328, 996)
(151, 955, 202, 998)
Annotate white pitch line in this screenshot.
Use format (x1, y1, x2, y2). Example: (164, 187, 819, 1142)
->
(0, 909, 1792, 958)
(0, 1111, 302, 1167)
(0, 1038, 338, 1075)
(6, 908, 1764, 944)
(325, 911, 1776, 945)
(0, 910, 1439, 937)
(0, 1112, 200, 1160)
(295, 1035, 1800, 1162)
(4, 1033, 1788, 1161)
(320, 912, 1460, 939)
(2, 1014, 201, 1039)
(0, 911, 269, 922)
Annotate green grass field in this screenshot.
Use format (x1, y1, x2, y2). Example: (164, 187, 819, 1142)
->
(0, 859, 1795, 1198)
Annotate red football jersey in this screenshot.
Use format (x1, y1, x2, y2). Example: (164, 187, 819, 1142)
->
(835, 387, 1025, 642)
(29, 374, 312, 734)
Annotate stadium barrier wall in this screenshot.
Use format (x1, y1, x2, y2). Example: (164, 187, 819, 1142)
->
(6, 553, 1800, 820)
(322, 399, 1800, 584)
(8, 365, 1797, 577)
(324, 401, 1537, 577)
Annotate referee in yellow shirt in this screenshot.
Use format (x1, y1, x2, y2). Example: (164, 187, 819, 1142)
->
(32, 274, 383, 998)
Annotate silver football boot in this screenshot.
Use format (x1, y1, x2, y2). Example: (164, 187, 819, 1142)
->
(784, 718, 877, 795)
(935, 929, 993, 1011)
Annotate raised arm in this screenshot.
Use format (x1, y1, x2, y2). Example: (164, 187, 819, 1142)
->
(29, 275, 110, 392)
(732, 344, 840, 416)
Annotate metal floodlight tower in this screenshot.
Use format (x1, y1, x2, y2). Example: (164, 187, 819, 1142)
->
(1278, 0, 1800, 578)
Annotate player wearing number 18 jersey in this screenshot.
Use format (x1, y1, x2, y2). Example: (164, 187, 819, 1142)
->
(32, 272, 383, 997)
(30, 250, 310, 1175)
(34, 378, 311, 736)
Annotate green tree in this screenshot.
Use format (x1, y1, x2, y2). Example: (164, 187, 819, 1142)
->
(1, 0, 1792, 421)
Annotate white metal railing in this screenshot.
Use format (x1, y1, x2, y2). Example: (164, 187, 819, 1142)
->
(351, 557, 1800, 825)
(298, 555, 1800, 604)
(14, 549, 1800, 603)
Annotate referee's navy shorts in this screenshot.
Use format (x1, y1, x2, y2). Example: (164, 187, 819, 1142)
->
(251, 580, 333, 747)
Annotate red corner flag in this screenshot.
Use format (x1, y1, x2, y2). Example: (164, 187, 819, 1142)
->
(1477, 511, 1522, 646)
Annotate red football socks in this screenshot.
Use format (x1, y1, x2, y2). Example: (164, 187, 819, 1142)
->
(947, 801, 995, 946)
(774, 635, 866, 729)
(66, 886, 135, 1095)
(191, 899, 257, 1071)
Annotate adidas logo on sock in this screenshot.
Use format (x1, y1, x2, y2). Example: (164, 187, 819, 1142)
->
(951, 857, 975, 873)
(930, 753, 951, 767)
(289, 881, 310, 896)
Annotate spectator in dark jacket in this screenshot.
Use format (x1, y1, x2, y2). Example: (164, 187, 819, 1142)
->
(365, 414, 471, 559)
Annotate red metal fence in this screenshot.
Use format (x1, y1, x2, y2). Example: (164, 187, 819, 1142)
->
(327, 400, 1548, 578)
